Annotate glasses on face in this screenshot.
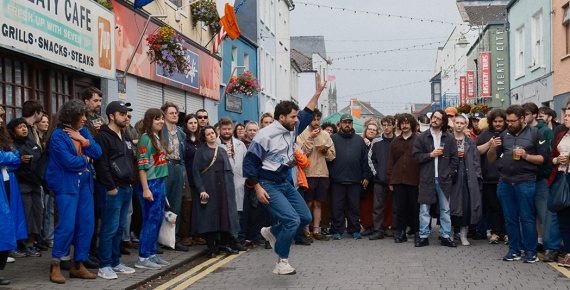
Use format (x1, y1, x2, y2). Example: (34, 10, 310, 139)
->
(432, 116, 442, 121)
(197, 116, 208, 119)
(126, 115, 132, 119)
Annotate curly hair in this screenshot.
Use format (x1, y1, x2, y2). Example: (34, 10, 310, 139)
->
(321, 121, 337, 134)
(141, 108, 169, 154)
(396, 113, 419, 134)
(58, 99, 90, 127)
(0, 108, 13, 151)
(199, 125, 216, 144)
(362, 118, 380, 139)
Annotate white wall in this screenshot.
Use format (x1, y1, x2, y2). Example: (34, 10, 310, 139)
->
(312, 54, 329, 117)
(275, 0, 292, 104)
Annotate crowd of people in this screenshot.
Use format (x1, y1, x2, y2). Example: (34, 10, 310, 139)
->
(2, 81, 570, 282)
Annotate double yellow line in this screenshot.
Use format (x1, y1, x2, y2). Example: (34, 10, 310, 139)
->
(538, 253, 570, 278)
(155, 252, 244, 290)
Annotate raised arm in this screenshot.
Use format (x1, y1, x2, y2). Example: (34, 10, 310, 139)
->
(305, 73, 327, 111)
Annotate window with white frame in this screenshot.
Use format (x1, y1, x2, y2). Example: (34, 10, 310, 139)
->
(271, 57, 275, 96)
(515, 25, 525, 77)
(244, 53, 249, 72)
(564, 5, 570, 55)
(265, 0, 270, 27)
(259, 47, 265, 90)
(266, 52, 271, 95)
(259, 0, 265, 24)
(531, 10, 543, 68)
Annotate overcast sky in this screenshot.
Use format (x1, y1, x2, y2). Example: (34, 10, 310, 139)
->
(290, 0, 464, 115)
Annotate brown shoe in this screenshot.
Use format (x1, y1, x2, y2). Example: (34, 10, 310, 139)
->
(50, 262, 66, 284)
(122, 240, 138, 249)
(69, 261, 96, 279)
(180, 237, 192, 246)
(192, 236, 207, 245)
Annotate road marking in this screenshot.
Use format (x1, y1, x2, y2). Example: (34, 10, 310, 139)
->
(154, 255, 222, 290)
(538, 253, 570, 279)
(173, 252, 244, 289)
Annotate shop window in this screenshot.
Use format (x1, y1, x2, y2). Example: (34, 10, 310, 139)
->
(563, 5, 570, 55)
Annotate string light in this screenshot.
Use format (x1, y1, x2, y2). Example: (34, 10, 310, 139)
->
(332, 41, 443, 61)
(297, 1, 463, 26)
(330, 68, 432, 73)
(338, 80, 429, 98)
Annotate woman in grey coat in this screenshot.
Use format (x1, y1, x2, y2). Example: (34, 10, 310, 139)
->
(192, 126, 239, 258)
(450, 115, 482, 246)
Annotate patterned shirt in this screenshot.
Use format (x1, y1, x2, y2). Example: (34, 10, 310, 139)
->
(166, 129, 181, 161)
(137, 133, 169, 180)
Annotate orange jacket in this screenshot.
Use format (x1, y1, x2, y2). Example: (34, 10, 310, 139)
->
(295, 149, 310, 190)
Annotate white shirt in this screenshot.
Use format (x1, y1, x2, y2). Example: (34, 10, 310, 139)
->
(430, 128, 441, 178)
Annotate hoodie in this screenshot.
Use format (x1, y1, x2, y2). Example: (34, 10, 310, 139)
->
(328, 130, 372, 183)
(94, 124, 136, 191)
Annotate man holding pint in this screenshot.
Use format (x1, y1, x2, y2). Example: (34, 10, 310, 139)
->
(487, 105, 548, 263)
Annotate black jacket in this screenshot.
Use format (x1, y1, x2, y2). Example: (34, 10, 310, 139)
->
(412, 129, 459, 204)
(93, 125, 135, 191)
(328, 130, 372, 184)
(13, 136, 42, 192)
(369, 134, 394, 185)
(476, 129, 501, 184)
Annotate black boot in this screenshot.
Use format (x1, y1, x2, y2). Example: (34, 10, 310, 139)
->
(394, 230, 408, 243)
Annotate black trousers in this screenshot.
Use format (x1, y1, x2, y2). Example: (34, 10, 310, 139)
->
(482, 183, 505, 235)
(330, 183, 361, 235)
(393, 184, 419, 233)
(204, 231, 230, 251)
(0, 251, 8, 270)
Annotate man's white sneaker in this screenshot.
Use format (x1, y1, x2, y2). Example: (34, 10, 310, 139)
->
(261, 227, 276, 250)
(6, 257, 15, 263)
(272, 258, 296, 275)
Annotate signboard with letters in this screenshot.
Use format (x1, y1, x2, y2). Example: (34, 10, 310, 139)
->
(460, 76, 466, 104)
(0, 0, 116, 79)
(467, 71, 475, 98)
(225, 94, 242, 113)
(481, 52, 491, 97)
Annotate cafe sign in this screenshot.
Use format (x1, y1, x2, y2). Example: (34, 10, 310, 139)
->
(0, 0, 115, 79)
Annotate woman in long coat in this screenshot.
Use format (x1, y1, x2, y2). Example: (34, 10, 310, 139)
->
(192, 126, 239, 258)
(450, 115, 482, 246)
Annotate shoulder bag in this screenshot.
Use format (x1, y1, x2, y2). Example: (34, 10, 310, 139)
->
(548, 166, 570, 212)
(200, 146, 219, 174)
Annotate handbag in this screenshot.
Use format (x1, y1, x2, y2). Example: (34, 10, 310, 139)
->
(548, 166, 570, 213)
(158, 197, 177, 249)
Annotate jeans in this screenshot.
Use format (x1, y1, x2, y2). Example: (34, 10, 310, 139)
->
(121, 201, 133, 242)
(419, 178, 451, 238)
(258, 179, 312, 259)
(52, 172, 94, 261)
(41, 188, 55, 243)
(136, 178, 166, 258)
(165, 163, 184, 240)
(98, 185, 133, 268)
(330, 183, 361, 235)
(535, 179, 562, 251)
(497, 181, 538, 255)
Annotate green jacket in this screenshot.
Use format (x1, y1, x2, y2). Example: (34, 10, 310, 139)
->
(536, 119, 554, 180)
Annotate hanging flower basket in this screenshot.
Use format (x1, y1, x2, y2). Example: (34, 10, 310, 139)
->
(457, 104, 471, 114)
(146, 26, 190, 77)
(226, 71, 262, 98)
(97, 0, 113, 11)
(191, 0, 221, 34)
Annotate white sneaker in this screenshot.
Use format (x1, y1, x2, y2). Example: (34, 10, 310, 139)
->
(272, 258, 296, 275)
(6, 257, 15, 263)
(98, 266, 118, 279)
(261, 227, 276, 250)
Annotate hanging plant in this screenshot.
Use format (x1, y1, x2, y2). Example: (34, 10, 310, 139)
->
(146, 26, 190, 77)
(457, 104, 471, 114)
(190, 0, 221, 34)
(480, 104, 490, 114)
(97, 0, 113, 11)
(226, 71, 262, 98)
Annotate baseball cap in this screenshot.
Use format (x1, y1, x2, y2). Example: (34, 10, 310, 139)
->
(106, 101, 132, 115)
(471, 112, 484, 120)
(445, 107, 458, 116)
(339, 113, 353, 122)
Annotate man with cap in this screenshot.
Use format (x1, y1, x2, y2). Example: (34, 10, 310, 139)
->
(445, 107, 458, 133)
(327, 113, 372, 240)
(469, 112, 484, 141)
(93, 101, 137, 279)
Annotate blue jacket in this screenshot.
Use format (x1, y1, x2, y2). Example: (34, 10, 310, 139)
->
(46, 125, 102, 194)
(0, 149, 23, 250)
(243, 107, 314, 185)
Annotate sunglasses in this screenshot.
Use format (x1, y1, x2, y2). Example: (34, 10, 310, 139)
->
(197, 116, 208, 119)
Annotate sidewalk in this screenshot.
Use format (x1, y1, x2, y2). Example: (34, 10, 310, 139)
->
(0, 244, 207, 290)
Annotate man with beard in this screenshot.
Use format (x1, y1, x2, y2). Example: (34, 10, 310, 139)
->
(412, 110, 459, 248)
(476, 109, 508, 244)
(488, 105, 548, 263)
(161, 102, 188, 252)
(93, 101, 136, 279)
(216, 117, 248, 252)
(522, 102, 561, 261)
(296, 109, 336, 240)
(328, 113, 372, 240)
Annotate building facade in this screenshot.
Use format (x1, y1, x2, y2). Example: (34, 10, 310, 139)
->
(552, 0, 570, 116)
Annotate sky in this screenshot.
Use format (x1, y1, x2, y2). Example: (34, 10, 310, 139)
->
(290, 0, 464, 115)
